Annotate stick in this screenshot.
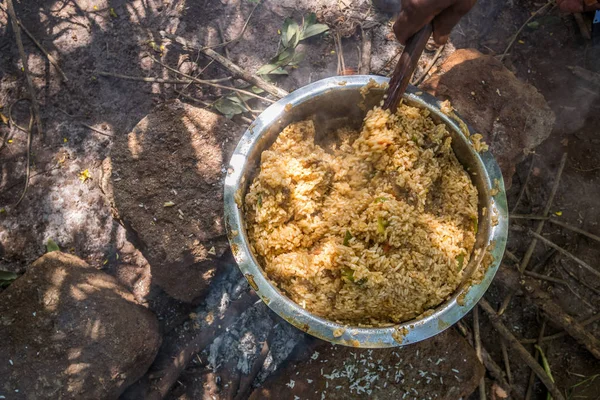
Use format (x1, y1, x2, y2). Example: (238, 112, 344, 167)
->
(376, 47, 402, 75)
(523, 270, 567, 286)
(14, 110, 33, 208)
(511, 156, 535, 213)
(455, 321, 521, 399)
(161, 31, 288, 99)
(80, 122, 113, 137)
(511, 215, 600, 244)
(411, 44, 445, 86)
(529, 230, 600, 279)
(559, 260, 600, 296)
(0, 3, 68, 82)
(499, 153, 567, 315)
(479, 299, 566, 400)
(520, 313, 600, 344)
(146, 291, 256, 400)
(499, 1, 554, 61)
(216, 21, 231, 59)
(174, 89, 212, 107)
(496, 267, 600, 359)
(525, 319, 546, 400)
(96, 71, 274, 103)
(359, 26, 372, 74)
(500, 340, 513, 385)
(203, 0, 260, 52)
(556, 264, 595, 309)
(6, 0, 42, 138)
(148, 56, 273, 104)
(473, 305, 486, 400)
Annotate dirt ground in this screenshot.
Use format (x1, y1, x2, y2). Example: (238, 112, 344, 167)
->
(1, 0, 599, 399)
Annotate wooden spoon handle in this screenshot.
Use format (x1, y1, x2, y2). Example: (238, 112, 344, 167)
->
(383, 23, 433, 112)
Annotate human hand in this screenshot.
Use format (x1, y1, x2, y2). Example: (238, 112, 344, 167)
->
(393, 0, 477, 45)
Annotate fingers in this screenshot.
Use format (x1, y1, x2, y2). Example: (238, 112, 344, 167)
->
(432, 0, 476, 44)
(394, 0, 455, 44)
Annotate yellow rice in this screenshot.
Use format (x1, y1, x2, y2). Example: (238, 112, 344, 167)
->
(245, 105, 478, 326)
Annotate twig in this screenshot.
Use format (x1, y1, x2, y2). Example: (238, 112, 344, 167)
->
(511, 215, 600, 244)
(473, 305, 486, 400)
(216, 21, 231, 59)
(359, 26, 372, 74)
(411, 44, 445, 86)
(525, 319, 546, 400)
(0, 3, 68, 82)
(556, 265, 595, 309)
(96, 70, 273, 103)
(161, 31, 288, 99)
(80, 122, 113, 137)
(455, 321, 520, 399)
(511, 156, 535, 213)
(520, 313, 600, 344)
(568, 66, 600, 87)
(6, 0, 42, 138)
(559, 260, 600, 296)
(495, 267, 600, 359)
(376, 46, 402, 75)
(479, 299, 566, 400)
(523, 270, 567, 286)
(500, 339, 513, 385)
(203, 0, 260, 52)
(14, 109, 33, 208)
(499, 153, 567, 315)
(499, 1, 554, 61)
(8, 98, 30, 132)
(529, 230, 600, 279)
(174, 89, 212, 107)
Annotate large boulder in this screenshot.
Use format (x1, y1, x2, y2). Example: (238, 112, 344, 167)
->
(0, 252, 160, 399)
(110, 101, 243, 302)
(249, 328, 484, 400)
(422, 48, 555, 188)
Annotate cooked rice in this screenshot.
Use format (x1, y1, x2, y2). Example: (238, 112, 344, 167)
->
(245, 105, 478, 326)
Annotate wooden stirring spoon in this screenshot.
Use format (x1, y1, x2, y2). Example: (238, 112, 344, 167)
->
(382, 23, 433, 112)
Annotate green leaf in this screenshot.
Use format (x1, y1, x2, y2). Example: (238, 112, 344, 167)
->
(46, 239, 60, 253)
(214, 97, 247, 118)
(472, 216, 478, 234)
(377, 215, 388, 234)
(257, 193, 262, 208)
(374, 197, 388, 203)
(341, 266, 355, 282)
(343, 230, 352, 246)
(0, 270, 17, 288)
(300, 23, 329, 41)
(0, 270, 17, 281)
(287, 51, 305, 66)
(456, 253, 465, 270)
(250, 86, 265, 94)
(304, 13, 317, 27)
(526, 21, 540, 30)
(281, 18, 300, 48)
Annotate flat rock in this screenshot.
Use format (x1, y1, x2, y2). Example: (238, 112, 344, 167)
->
(110, 101, 243, 302)
(249, 328, 483, 400)
(421, 48, 555, 188)
(0, 252, 160, 399)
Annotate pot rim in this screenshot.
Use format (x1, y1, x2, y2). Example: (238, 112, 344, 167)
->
(224, 75, 508, 347)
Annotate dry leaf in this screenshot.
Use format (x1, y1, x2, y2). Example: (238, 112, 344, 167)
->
(79, 169, 91, 183)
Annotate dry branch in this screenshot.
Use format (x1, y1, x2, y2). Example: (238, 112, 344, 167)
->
(0, 3, 68, 82)
(479, 299, 565, 400)
(499, 153, 567, 315)
(529, 230, 600, 279)
(495, 266, 600, 359)
(520, 313, 600, 344)
(161, 31, 289, 99)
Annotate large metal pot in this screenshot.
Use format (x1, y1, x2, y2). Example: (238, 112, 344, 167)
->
(224, 75, 508, 347)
